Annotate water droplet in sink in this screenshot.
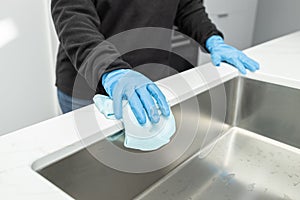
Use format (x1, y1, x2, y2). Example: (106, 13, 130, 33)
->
(293, 182, 300, 186)
(283, 194, 292, 200)
(222, 173, 235, 186)
(247, 183, 256, 192)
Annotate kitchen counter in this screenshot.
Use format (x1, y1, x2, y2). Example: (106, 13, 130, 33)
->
(1, 31, 300, 200)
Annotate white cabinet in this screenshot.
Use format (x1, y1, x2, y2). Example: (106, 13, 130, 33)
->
(198, 0, 258, 65)
(0, 0, 58, 135)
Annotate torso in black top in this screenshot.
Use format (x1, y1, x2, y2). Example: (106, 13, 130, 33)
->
(51, 0, 222, 99)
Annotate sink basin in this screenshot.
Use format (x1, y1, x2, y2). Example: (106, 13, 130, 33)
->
(137, 128, 300, 200)
(35, 77, 300, 200)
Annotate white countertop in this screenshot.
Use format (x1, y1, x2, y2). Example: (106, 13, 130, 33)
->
(1, 31, 300, 200)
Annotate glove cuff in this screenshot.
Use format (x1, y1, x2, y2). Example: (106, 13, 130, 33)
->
(102, 69, 131, 97)
(205, 35, 224, 53)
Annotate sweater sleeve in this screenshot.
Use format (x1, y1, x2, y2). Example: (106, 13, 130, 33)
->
(51, 0, 131, 91)
(175, 0, 223, 51)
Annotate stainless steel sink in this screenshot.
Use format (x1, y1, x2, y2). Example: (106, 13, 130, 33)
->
(36, 77, 300, 200)
(137, 128, 300, 200)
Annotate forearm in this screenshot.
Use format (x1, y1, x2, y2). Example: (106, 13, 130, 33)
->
(175, 0, 223, 50)
(51, 0, 130, 90)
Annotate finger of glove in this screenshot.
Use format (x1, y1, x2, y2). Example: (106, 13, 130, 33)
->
(147, 84, 171, 117)
(211, 53, 222, 66)
(136, 87, 160, 124)
(227, 57, 247, 75)
(128, 91, 147, 125)
(241, 54, 260, 70)
(113, 88, 124, 120)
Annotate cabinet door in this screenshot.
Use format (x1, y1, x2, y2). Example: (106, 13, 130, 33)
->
(209, 9, 256, 49)
(204, 0, 258, 49)
(204, 0, 257, 13)
(204, 0, 231, 14)
(199, 0, 258, 65)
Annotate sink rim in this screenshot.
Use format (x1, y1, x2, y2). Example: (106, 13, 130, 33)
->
(32, 75, 300, 172)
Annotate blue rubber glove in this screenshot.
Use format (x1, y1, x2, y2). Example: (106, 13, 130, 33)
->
(206, 35, 260, 74)
(102, 69, 171, 125)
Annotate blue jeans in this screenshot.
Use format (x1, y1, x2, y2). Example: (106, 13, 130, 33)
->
(57, 89, 93, 114)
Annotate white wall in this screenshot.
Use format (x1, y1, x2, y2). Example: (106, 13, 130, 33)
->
(253, 0, 300, 45)
(0, 0, 59, 135)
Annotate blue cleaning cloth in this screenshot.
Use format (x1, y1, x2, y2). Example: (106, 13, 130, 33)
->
(93, 95, 176, 151)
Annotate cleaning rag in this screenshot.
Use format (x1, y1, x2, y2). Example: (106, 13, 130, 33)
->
(93, 94, 176, 151)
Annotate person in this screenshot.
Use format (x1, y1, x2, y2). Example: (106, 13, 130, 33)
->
(51, 0, 259, 124)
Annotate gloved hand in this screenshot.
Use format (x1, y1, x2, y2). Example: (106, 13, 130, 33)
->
(206, 35, 260, 74)
(102, 69, 170, 125)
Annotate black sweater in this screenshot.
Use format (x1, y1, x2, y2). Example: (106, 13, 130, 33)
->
(51, 0, 222, 99)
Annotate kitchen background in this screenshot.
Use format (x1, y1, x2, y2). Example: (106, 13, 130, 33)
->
(1, 0, 300, 136)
